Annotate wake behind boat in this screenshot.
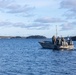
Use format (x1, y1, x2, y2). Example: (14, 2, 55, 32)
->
(39, 36, 74, 50)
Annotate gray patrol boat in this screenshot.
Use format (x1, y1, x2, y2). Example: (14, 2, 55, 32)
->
(39, 38, 74, 50)
(39, 25, 74, 50)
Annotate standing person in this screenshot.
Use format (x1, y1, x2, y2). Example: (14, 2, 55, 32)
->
(67, 37, 73, 45)
(52, 35, 56, 45)
(61, 37, 64, 42)
(61, 37, 65, 45)
(56, 36, 61, 45)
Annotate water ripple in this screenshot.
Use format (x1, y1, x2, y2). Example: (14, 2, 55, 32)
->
(0, 39, 76, 75)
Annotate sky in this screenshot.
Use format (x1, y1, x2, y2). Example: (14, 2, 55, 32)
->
(0, 0, 76, 37)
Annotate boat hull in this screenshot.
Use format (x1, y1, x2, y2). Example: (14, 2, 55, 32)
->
(39, 41, 54, 49)
(39, 41, 74, 50)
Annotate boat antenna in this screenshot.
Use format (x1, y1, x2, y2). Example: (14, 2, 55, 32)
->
(56, 25, 57, 37)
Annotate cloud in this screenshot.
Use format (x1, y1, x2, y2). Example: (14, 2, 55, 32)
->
(0, 21, 50, 30)
(0, 0, 35, 16)
(61, 22, 76, 30)
(0, 21, 12, 27)
(23, 0, 55, 8)
(60, 0, 76, 9)
(0, 21, 29, 28)
(7, 4, 34, 14)
(60, 0, 76, 18)
(35, 17, 66, 23)
(13, 22, 50, 30)
(0, 0, 13, 8)
(26, 23, 50, 30)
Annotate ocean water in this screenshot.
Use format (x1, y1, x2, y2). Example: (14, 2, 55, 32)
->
(0, 38, 76, 75)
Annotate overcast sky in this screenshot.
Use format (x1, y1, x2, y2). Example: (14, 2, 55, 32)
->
(0, 0, 76, 37)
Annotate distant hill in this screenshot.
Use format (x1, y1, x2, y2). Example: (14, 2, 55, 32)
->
(71, 36, 76, 41)
(0, 36, 26, 39)
(65, 36, 76, 41)
(0, 35, 46, 39)
(26, 35, 47, 39)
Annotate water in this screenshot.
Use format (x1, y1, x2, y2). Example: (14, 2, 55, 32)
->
(0, 38, 76, 75)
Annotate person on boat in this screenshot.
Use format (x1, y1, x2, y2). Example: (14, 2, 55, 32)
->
(67, 37, 70, 45)
(61, 37, 65, 45)
(52, 35, 56, 45)
(69, 39, 73, 45)
(67, 37, 73, 45)
(61, 37, 64, 42)
(56, 36, 61, 45)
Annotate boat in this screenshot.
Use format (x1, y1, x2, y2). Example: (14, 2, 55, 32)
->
(39, 40, 74, 50)
(39, 25, 74, 50)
